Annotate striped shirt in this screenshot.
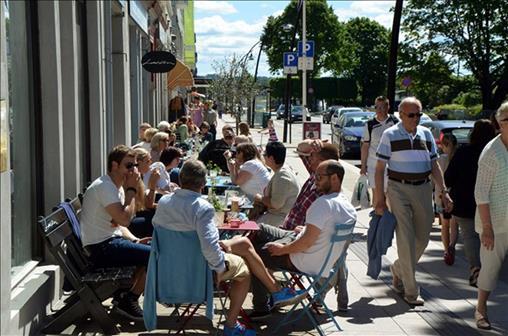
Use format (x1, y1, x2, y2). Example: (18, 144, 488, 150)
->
(376, 122, 438, 181)
(362, 115, 398, 169)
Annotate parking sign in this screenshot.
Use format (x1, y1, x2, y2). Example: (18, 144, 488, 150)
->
(283, 52, 298, 74)
(297, 40, 314, 57)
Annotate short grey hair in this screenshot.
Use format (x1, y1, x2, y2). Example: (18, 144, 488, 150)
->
(496, 101, 508, 121)
(180, 160, 207, 190)
(158, 121, 171, 132)
(399, 96, 422, 112)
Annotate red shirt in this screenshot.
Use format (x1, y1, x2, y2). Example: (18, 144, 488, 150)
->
(280, 156, 322, 230)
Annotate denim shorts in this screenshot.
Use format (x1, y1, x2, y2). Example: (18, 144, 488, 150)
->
(87, 236, 151, 268)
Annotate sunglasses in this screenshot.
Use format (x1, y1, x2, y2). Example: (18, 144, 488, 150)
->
(315, 173, 333, 181)
(125, 162, 139, 169)
(224, 136, 234, 140)
(500, 118, 508, 122)
(404, 112, 423, 118)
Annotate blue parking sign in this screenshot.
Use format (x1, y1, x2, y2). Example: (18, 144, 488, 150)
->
(283, 52, 298, 67)
(297, 40, 314, 57)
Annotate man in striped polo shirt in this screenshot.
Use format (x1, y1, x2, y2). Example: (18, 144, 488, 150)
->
(374, 97, 453, 306)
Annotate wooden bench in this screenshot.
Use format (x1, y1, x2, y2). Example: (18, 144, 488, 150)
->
(38, 196, 135, 335)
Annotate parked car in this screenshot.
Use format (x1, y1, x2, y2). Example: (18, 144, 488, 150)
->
(323, 105, 341, 124)
(289, 105, 307, 123)
(394, 111, 432, 124)
(420, 120, 475, 149)
(330, 107, 363, 126)
(276, 104, 286, 119)
(332, 111, 375, 156)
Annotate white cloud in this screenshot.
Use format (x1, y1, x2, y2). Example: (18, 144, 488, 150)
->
(333, 1, 394, 28)
(195, 15, 265, 35)
(194, 1, 237, 15)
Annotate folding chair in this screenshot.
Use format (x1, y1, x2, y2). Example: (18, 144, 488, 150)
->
(274, 222, 355, 336)
(143, 226, 225, 334)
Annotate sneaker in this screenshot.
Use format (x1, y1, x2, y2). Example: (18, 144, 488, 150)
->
(271, 287, 307, 308)
(247, 310, 272, 321)
(223, 321, 256, 336)
(114, 292, 144, 321)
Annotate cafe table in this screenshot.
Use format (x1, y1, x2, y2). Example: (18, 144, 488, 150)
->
(217, 220, 260, 239)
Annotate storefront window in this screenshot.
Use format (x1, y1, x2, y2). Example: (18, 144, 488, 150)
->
(5, 0, 36, 269)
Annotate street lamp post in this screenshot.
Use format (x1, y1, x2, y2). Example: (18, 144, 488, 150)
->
(238, 41, 261, 126)
(250, 42, 263, 128)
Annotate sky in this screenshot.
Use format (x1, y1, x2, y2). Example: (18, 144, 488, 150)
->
(194, 0, 396, 77)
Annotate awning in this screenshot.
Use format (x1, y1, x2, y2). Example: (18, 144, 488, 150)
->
(167, 60, 194, 90)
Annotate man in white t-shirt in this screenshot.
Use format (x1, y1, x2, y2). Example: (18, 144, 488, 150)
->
(224, 160, 357, 319)
(360, 96, 398, 205)
(80, 145, 151, 321)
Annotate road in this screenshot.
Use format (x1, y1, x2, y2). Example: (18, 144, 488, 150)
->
(271, 114, 361, 168)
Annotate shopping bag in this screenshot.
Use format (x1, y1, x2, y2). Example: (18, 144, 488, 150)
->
(351, 175, 371, 209)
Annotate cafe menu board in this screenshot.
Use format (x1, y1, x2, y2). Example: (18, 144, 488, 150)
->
(0, 100, 7, 173)
(303, 121, 321, 140)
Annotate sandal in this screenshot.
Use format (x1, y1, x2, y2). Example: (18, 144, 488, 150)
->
(474, 310, 491, 330)
(469, 267, 480, 287)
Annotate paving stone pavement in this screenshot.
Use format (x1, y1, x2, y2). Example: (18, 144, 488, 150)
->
(56, 114, 507, 335)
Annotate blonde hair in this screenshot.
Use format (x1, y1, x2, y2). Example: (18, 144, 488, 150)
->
(144, 127, 159, 143)
(158, 121, 171, 132)
(234, 135, 250, 145)
(133, 147, 150, 162)
(151, 132, 169, 151)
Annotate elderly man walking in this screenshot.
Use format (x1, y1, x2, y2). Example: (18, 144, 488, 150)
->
(374, 97, 453, 305)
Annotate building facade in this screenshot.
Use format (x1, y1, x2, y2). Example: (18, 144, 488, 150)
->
(0, 0, 194, 334)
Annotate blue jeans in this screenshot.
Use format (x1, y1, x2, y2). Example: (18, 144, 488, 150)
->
(87, 236, 151, 268)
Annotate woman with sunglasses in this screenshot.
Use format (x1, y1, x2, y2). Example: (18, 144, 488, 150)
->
(226, 143, 271, 200)
(473, 101, 508, 330)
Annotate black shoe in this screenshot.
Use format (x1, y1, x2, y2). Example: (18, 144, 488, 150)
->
(247, 310, 271, 321)
(114, 292, 144, 321)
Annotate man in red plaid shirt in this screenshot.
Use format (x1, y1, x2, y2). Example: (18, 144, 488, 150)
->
(281, 139, 338, 230)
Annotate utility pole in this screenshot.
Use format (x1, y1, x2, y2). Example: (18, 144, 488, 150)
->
(387, 0, 403, 114)
(302, 0, 307, 121)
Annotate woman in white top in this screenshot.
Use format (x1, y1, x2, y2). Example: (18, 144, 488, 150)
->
(226, 142, 271, 199)
(473, 101, 508, 330)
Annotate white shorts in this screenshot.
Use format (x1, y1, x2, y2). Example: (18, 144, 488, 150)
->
(367, 165, 387, 192)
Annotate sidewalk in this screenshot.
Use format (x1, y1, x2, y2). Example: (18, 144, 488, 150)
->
(63, 115, 507, 335)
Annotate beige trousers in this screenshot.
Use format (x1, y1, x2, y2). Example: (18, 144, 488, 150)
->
(477, 232, 508, 291)
(387, 180, 434, 298)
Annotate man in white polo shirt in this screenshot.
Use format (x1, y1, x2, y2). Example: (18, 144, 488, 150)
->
(360, 96, 398, 205)
(374, 97, 453, 305)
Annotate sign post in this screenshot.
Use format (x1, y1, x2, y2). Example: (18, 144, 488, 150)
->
(283, 52, 298, 75)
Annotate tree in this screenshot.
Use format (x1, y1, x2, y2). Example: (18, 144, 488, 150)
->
(398, 47, 454, 107)
(402, 0, 508, 111)
(342, 17, 390, 105)
(260, 0, 348, 76)
(208, 55, 259, 130)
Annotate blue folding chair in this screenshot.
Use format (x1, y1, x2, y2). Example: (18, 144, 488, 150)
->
(143, 226, 220, 334)
(274, 222, 355, 336)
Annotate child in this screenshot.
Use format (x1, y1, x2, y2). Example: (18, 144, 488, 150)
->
(259, 119, 278, 142)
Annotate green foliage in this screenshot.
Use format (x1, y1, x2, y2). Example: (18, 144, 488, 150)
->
(260, 0, 349, 76)
(452, 91, 482, 107)
(402, 0, 508, 110)
(341, 17, 390, 105)
(268, 77, 357, 103)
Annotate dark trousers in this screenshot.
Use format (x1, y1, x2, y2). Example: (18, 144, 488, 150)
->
(251, 224, 299, 311)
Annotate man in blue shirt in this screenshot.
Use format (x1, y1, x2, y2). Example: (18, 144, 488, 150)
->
(374, 97, 453, 306)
